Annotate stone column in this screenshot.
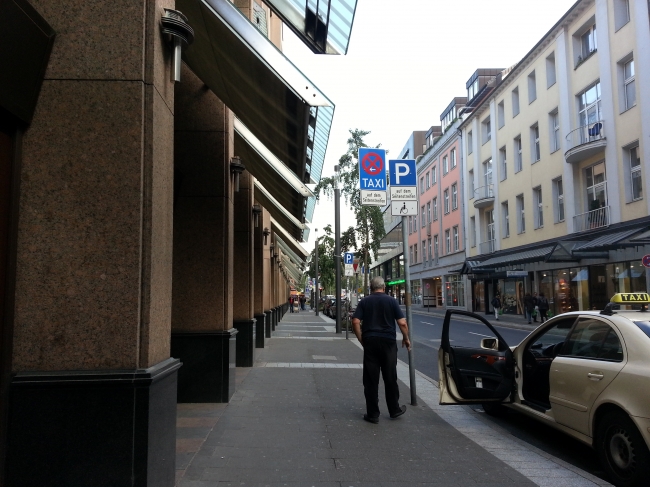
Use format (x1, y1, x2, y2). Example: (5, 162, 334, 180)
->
(232, 172, 255, 366)
(255, 208, 270, 347)
(5, 2, 179, 486)
(171, 64, 237, 403)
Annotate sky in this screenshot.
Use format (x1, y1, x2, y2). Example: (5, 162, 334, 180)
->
(284, 0, 578, 254)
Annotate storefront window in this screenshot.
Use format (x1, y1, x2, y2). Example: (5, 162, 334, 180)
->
(411, 280, 422, 304)
(391, 258, 398, 280)
(445, 275, 464, 307)
(501, 280, 523, 315)
(606, 261, 647, 295)
(472, 280, 484, 312)
(539, 273, 554, 316)
(554, 267, 589, 313)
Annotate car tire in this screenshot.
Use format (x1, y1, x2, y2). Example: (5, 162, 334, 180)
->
(596, 410, 650, 487)
(481, 402, 506, 416)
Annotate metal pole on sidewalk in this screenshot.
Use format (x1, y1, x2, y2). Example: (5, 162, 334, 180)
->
(334, 165, 342, 334)
(401, 216, 417, 405)
(314, 229, 319, 317)
(345, 276, 349, 339)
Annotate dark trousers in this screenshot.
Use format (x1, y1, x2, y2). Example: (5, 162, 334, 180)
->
(363, 337, 400, 418)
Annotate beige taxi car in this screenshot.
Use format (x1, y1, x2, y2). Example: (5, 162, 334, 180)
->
(438, 293, 650, 487)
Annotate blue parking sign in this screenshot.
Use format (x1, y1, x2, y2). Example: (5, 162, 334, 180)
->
(344, 252, 354, 265)
(389, 159, 417, 187)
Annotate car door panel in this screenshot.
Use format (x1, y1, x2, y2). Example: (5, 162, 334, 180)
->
(439, 310, 515, 405)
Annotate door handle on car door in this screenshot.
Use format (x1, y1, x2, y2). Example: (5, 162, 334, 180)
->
(587, 372, 604, 381)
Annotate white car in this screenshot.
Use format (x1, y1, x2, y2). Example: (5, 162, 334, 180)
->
(438, 293, 650, 487)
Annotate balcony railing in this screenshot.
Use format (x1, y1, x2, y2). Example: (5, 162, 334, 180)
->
(473, 184, 494, 208)
(573, 205, 610, 232)
(479, 239, 495, 254)
(565, 119, 606, 163)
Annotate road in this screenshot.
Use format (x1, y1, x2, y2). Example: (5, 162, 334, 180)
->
(396, 311, 610, 483)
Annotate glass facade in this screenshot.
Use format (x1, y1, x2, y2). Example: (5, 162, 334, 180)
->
(445, 275, 464, 307)
(411, 280, 422, 305)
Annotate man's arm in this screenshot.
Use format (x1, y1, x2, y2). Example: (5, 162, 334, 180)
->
(397, 318, 411, 351)
(351, 318, 363, 346)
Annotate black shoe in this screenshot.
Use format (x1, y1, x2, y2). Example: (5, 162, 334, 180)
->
(363, 414, 379, 424)
(390, 405, 407, 419)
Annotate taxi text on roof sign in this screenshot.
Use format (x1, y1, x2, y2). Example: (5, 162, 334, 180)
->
(610, 293, 650, 303)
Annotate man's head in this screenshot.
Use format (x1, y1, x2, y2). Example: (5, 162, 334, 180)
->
(370, 276, 385, 292)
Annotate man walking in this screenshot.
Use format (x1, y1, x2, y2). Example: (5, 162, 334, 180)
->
(351, 276, 411, 424)
(491, 294, 501, 320)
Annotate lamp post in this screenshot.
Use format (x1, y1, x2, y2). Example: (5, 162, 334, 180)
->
(314, 228, 319, 316)
(334, 165, 341, 334)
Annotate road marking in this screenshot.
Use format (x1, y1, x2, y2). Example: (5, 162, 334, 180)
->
(467, 331, 495, 338)
(421, 321, 436, 326)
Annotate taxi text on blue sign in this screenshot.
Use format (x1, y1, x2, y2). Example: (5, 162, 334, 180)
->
(388, 159, 417, 187)
(358, 148, 387, 190)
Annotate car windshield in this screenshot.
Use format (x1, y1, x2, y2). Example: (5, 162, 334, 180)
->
(633, 321, 650, 339)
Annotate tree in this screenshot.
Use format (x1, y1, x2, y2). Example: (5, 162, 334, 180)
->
(306, 226, 336, 295)
(314, 129, 386, 294)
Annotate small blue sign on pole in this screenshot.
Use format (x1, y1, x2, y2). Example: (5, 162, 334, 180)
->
(389, 159, 417, 187)
(358, 148, 387, 190)
(344, 252, 354, 265)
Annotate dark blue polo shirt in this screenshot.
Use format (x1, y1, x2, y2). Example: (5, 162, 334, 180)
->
(352, 292, 405, 340)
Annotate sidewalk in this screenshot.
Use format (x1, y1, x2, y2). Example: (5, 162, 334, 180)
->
(175, 313, 611, 487)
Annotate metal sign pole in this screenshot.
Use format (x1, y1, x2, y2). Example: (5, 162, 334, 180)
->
(401, 215, 417, 406)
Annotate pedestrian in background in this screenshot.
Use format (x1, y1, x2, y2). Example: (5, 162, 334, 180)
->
(537, 292, 550, 323)
(491, 295, 501, 320)
(532, 292, 539, 322)
(289, 296, 294, 313)
(523, 292, 535, 324)
(351, 276, 410, 424)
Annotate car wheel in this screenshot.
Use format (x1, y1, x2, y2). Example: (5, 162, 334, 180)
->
(596, 410, 650, 487)
(481, 402, 506, 416)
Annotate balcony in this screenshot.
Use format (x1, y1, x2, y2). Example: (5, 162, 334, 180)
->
(573, 205, 610, 232)
(479, 239, 495, 254)
(473, 185, 494, 208)
(565, 120, 606, 164)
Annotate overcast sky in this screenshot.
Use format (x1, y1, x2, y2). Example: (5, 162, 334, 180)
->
(284, 0, 578, 254)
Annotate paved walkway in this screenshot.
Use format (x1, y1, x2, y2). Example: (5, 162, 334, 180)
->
(175, 313, 611, 487)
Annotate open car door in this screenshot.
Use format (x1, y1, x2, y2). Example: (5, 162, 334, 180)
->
(438, 310, 515, 405)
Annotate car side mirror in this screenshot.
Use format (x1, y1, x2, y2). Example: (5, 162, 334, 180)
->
(480, 337, 499, 350)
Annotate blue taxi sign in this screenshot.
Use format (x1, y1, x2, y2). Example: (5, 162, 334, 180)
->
(358, 148, 387, 190)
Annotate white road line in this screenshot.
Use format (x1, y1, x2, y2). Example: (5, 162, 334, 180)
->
(421, 321, 436, 326)
(467, 331, 495, 338)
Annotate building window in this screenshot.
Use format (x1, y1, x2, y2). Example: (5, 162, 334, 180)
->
(528, 70, 537, 103)
(443, 155, 449, 174)
(514, 136, 522, 173)
(534, 186, 543, 229)
(554, 177, 565, 222)
(499, 146, 507, 181)
(451, 183, 458, 210)
(409, 245, 413, 263)
(516, 194, 525, 234)
(444, 189, 450, 214)
(579, 23, 597, 63)
(453, 226, 459, 251)
(428, 238, 432, 261)
(433, 235, 439, 260)
(421, 206, 426, 227)
(425, 171, 430, 189)
(420, 176, 425, 194)
(470, 216, 476, 247)
(586, 161, 607, 212)
(427, 202, 431, 223)
(482, 117, 491, 144)
(468, 170, 474, 198)
(467, 131, 473, 154)
(512, 87, 520, 117)
(531, 123, 540, 162)
(621, 57, 636, 111)
(433, 197, 438, 221)
(483, 158, 493, 188)
(627, 144, 642, 201)
(422, 240, 426, 261)
(432, 165, 437, 185)
(414, 244, 418, 263)
(546, 52, 556, 88)
(502, 201, 510, 238)
(450, 149, 456, 169)
(614, 0, 630, 31)
(408, 216, 412, 234)
(486, 210, 495, 250)
(497, 101, 505, 128)
(550, 109, 560, 152)
(445, 229, 451, 254)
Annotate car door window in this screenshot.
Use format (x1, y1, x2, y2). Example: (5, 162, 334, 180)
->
(527, 317, 576, 357)
(559, 318, 622, 362)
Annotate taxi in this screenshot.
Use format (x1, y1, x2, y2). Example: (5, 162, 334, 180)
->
(438, 293, 650, 487)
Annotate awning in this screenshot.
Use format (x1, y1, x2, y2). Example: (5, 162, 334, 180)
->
(573, 227, 649, 251)
(472, 246, 555, 271)
(255, 182, 305, 241)
(265, 0, 358, 55)
(271, 217, 309, 263)
(178, 0, 333, 199)
(275, 233, 307, 267)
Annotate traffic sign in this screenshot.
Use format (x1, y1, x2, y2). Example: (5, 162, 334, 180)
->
(643, 255, 650, 268)
(390, 186, 417, 200)
(391, 200, 418, 216)
(359, 148, 387, 191)
(389, 159, 417, 187)
(360, 190, 387, 206)
(344, 252, 354, 265)
(345, 267, 354, 277)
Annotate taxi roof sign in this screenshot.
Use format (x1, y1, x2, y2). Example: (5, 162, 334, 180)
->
(610, 293, 650, 304)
